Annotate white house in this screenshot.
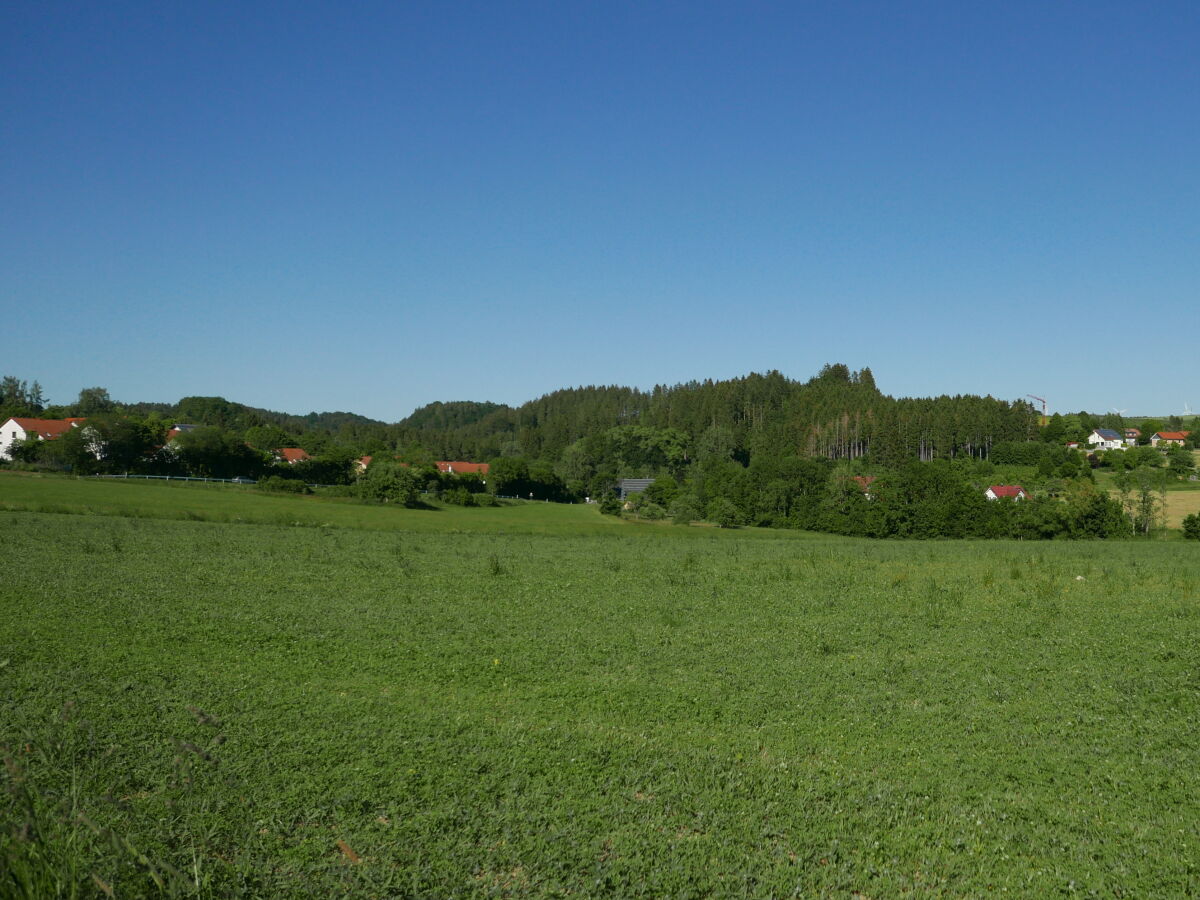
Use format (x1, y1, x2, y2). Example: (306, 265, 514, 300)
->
(1087, 428, 1125, 451)
(0, 417, 88, 460)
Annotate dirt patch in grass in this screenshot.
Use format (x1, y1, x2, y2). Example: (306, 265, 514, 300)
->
(1163, 489, 1200, 527)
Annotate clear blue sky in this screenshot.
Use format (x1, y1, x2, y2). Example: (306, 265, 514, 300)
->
(3, 1, 1197, 421)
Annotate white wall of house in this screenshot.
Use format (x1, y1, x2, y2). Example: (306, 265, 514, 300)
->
(1088, 431, 1123, 450)
(985, 488, 1026, 501)
(0, 418, 29, 460)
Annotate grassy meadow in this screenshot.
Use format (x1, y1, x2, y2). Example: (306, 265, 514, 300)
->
(2, 473, 1200, 896)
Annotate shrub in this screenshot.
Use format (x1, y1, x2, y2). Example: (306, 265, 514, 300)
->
(639, 501, 666, 520)
(444, 487, 477, 507)
(706, 497, 740, 528)
(1183, 513, 1200, 540)
(258, 475, 311, 494)
(355, 461, 421, 506)
(669, 495, 701, 525)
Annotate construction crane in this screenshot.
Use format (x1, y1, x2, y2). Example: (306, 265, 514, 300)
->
(1027, 394, 1048, 426)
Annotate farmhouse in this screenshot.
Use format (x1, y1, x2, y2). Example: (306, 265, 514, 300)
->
(1087, 428, 1124, 451)
(1123, 428, 1141, 445)
(1150, 431, 1190, 448)
(274, 448, 312, 464)
(985, 485, 1028, 501)
(0, 416, 88, 460)
(436, 461, 490, 476)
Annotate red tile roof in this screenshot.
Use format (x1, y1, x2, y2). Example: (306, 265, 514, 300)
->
(988, 485, 1027, 498)
(8, 417, 86, 439)
(851, 475, 876, 492)
(436, 461, 490, 475)
(1154, 431, 1190, 441)
(275, 447, 311, 463)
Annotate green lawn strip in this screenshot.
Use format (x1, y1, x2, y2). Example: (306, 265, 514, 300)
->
(3, 509, 1199, 895)
(0, 471, 815, 539)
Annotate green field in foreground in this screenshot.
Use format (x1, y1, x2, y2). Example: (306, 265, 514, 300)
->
(2, 477, 1199, 896)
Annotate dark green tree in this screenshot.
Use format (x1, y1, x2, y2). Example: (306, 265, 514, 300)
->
(706, 496, 740, 528)
(74, 387, 116, 416)
(487, 457, 530, 497)
(1182, 512, 1200, 540)
(173, 427, 265, 478)
(355, 460, 421, 506)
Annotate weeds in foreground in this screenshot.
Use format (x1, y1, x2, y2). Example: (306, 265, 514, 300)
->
(2, 703, 237, 899)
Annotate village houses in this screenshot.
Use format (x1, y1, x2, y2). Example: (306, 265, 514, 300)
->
(0, 417, 88, 460)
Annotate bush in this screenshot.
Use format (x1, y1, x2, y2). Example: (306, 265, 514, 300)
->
(258, 475, 311, 495)
(1183, 513, 1200, 540)
(355, 462, 421, 506)
(669, 495, 701, 525)
(639, 501, 666, 520)
(444, 487, 477, 507)
(643, 477, 679, 508)
(706, 497, 740, 528)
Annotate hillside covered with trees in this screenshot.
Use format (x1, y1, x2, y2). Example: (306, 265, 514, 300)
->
(4, 366, 1195, 539)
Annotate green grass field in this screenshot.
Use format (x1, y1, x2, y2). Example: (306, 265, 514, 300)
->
(3, 474, 1200, 896)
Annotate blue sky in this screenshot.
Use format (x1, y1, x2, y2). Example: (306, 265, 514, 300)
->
(3, 1, 1197, 421)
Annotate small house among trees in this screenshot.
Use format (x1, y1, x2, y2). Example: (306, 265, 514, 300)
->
(1088, 429, 1124, 451)
(985, 485, 1028, 501)
(436, 461, 490, 475)
(0, 417, 88, 460)
(1150, 431, 1190, 448)
(617, 478, 655, 500)
(274, 448, 312, 464)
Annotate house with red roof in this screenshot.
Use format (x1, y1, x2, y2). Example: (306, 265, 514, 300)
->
(436, 461, 490, 476)
(1150, 431, 1190, 448)
(985, 485, 1028, 501)
(274, 447, 312, 465)
(0, 417, 88, 460)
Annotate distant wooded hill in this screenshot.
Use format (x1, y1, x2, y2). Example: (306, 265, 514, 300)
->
(12, 365, 1040, 467)
(386, 365, 1038, 468)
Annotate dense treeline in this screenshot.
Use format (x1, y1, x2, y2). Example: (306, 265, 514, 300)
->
(388, 365, 1038, 466)
(3, 365, 1041, 471)
(4, 367, 1193, 538)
